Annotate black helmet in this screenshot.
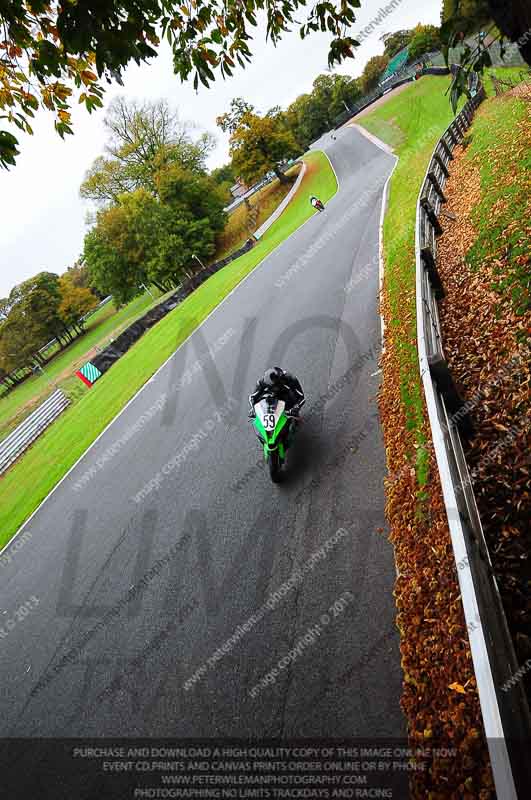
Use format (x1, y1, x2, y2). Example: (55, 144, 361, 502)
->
(263, 366, 284, 385)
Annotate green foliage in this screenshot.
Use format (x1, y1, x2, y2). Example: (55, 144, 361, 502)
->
(84, 165, 226, 303)
(58, 276, 98, 328)
(0, 1, 362, 167)
(80, 98, 215, 203)
(84, 195, 151, 305)
(65, 260, 103, 297)
(382, 30, 414, 59)
(360, 54, 390, 93)
(407, 24, 442, 61)
(0, 270, 95, 378)
(280, 73, 361, 149)
(211, 163, 236, 186)
(210, 162, 237, 202)
(230, 112, 300, 185)
(216, 97, 255, 134)
(285, 94, 324, 150)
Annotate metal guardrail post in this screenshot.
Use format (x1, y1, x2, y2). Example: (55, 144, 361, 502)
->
(439, 137, 454, 161)
(433, 152, 450, 178)
(427, 170, 447, 203)
(420, 198, 444, 235)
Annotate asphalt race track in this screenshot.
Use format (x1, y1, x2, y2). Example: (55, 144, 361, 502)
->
(1, 128, 407, 793)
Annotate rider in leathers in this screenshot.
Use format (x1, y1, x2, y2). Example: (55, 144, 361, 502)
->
(248, 367, 305, 419)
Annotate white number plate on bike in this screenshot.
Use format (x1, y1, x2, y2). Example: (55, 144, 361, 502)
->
(264, 413, 276, 431)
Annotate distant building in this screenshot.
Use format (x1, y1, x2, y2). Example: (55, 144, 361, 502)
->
(229, 179, 248, 199)
(379, 45, 410, 89)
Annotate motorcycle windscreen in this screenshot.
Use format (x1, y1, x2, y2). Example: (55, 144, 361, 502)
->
(254, 398, 286, 442)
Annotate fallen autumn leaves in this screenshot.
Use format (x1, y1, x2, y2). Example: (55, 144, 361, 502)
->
(379, 289, 494, 795)
(436, 86, 531, 707)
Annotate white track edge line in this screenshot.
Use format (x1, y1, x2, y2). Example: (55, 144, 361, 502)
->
(349, 123, 396, 156)
(378, 154, 399, 344)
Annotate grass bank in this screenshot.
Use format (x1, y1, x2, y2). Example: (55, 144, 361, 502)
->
(359, 74, 459, 487)
(0, 290, 172, 440)
(0, 150, 336, 548)
(214, 164, 301, 259)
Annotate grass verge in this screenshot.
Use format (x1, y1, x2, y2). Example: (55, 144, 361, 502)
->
(214, 164, 301, 259)
(359, 75, 459, 487)
(0, 150, 336, 549)
(0, 290, 172, 439)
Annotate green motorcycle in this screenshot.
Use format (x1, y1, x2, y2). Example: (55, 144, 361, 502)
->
(250, 393, 303, 482)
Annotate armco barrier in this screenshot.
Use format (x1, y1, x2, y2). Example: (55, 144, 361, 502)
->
(415, 80, 531, 797)
(0, 389, 70, 474)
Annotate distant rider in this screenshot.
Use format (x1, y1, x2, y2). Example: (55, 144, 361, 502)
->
(310, 195, 324, 211)
(248, 367, 305, 418)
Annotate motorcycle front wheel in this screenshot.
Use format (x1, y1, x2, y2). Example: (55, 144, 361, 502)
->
(268, 451, 282, 483)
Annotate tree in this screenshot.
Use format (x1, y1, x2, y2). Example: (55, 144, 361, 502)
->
(155, 164, 226, 240)
(210, 162, 237, 202)
(80, 97, 216, 203)
(381, 30, 414, 59)
(58, 277, 98, 332)
(407, 24, 442, 61)
(83, 198, 151, 305)
(8, 272, 69, 349)
(64, 261, 99, 293)
(328, 74, 362, 119)
(284, 93, 324, 150)
(441, 0, 491, 29)
(216, 98, 255, 134)
(84, 165, 226, 302)
(0, 271, 79, 375)
(211, 163, 236, 186)
(230, 113, 300, 185)
(359, 55, 390, 94)
(441, 1, 531, 108)
(282, 73, 361, 146)
(2, 2, 530, 168)
(0, 311, 38, 382)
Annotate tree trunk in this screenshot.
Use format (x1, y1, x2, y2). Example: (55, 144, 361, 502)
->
(273, 165, 289, 184)
(54, 329, 67, 346)
(488, 0, 531, 64)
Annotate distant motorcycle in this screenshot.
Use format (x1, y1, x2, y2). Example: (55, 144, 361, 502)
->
(310, 196, 325, 213)
(250, 393, 304, 482)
